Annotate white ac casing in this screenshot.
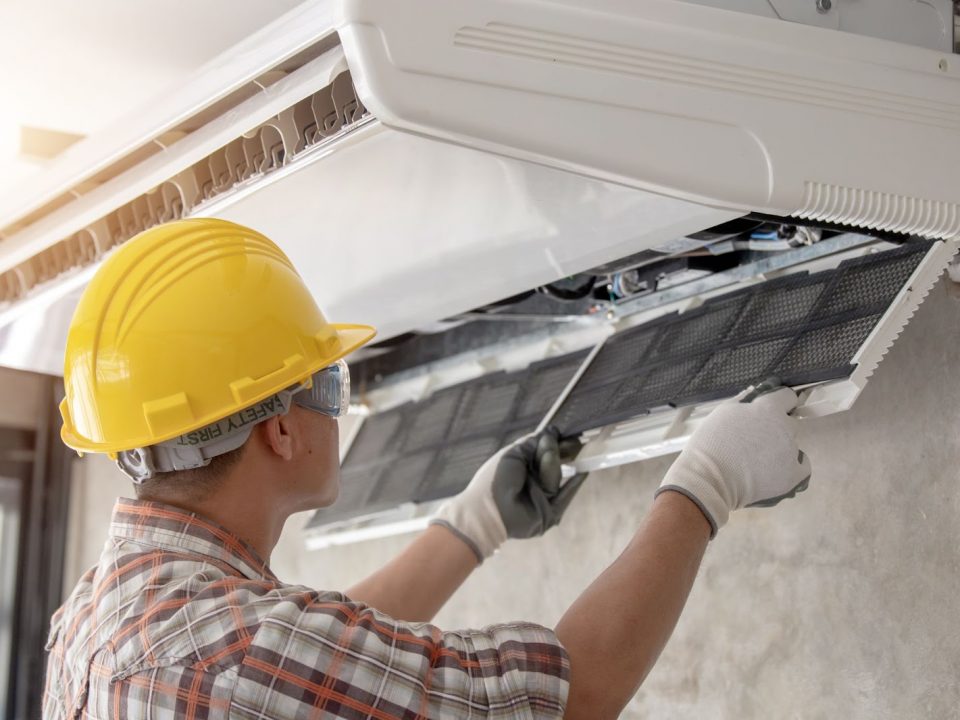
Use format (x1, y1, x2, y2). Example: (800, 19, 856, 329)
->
(0, 0, 957, 377)
(338, 0, 960, 238)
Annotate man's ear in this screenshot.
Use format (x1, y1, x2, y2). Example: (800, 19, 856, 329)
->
(259, 413, 295, 461)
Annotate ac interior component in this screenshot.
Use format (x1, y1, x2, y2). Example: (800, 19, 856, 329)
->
(339, 0, 960, 238)
(350, 302, 593, 386)
(305, 239, 955, 544)
(347, 223, 864, 381)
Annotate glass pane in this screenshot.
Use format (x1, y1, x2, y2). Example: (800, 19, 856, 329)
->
(0, 476, 21, 720)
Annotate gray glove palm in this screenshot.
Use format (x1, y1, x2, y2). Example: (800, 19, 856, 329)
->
(432, 428, 588, 561)
(657, 383, 812, 538)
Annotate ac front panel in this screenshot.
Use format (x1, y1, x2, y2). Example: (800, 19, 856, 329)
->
(211, 128, 735, 345)
(338, 0, 960, 236)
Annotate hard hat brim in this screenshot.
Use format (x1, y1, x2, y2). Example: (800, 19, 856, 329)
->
(60, 323, 377, 455)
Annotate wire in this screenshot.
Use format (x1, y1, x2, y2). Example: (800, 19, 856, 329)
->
(539, 275, 597, 301)
(763, 0, 784, 19)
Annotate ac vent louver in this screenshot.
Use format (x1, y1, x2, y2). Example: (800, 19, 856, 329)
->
(0, 70, 370, 308)
(795, 181, 960, 239)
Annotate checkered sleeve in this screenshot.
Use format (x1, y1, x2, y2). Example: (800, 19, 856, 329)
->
(229, 587, 570, 719)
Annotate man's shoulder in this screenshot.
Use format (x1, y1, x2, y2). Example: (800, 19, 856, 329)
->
(56, 540, 351, 676)
(107, 573, 352, 674)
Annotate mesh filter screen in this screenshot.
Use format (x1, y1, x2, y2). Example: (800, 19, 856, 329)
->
(553, 241, 932, 433)
(576, 328, 659, 389)
(626, 354, 709, 409)
(450, 377, 522, 440)
(514, 351, 590, 422)
(369, 451, 437, 506)
(341, 408, 406, 469)
(305, 407, 410, 527)
(308, 355, 583, 525)
(304, 467, 384, 528)
(774, 314, 881, 380)
(552, 382, 624, 433)
(678, 338, 793, 402)
(400, 388, 463, 452)
(727, 276, 827, 339)
(416, 437, 502, 502)
(648, 296, 747, 361)
(814, 246, 926, 318)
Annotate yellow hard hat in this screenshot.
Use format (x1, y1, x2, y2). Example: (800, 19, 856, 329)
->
(60, 218, 376, 455)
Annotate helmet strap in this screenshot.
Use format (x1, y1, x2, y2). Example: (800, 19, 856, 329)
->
(116, 389, 296, 484)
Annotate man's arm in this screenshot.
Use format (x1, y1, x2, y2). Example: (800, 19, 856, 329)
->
(555, 491, 710, 720)
(345, 429, 585, 622)
(344, 524, 478, 622)
(558, 385, 811, 719)
(345, 488, 709, 713)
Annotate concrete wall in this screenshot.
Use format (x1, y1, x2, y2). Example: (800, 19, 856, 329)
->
(65, 279, 960, 719)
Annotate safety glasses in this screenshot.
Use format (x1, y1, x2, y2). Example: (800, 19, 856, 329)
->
(293, 359, 351, 418)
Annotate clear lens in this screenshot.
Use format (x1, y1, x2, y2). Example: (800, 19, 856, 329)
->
(294, 359, 350, 417)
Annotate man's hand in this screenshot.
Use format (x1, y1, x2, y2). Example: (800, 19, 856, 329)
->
(431, 427, 588, 562)
(657, 383, 812, 537)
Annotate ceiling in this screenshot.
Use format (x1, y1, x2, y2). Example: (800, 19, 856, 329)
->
(0, 0, 305, 193)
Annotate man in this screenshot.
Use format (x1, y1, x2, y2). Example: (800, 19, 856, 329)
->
(45, 219, 811, 719)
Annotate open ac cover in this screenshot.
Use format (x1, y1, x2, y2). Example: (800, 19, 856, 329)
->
(0, 0, 956, 546)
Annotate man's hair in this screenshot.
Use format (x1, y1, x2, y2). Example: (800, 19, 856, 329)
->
(133, 444, 246, 504)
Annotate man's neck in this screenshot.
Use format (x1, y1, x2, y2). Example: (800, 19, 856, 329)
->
(144, 490, 289, 563)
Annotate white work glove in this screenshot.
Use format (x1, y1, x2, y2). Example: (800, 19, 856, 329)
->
(431, 428, 588, 562)
(657, 383, 811, 538)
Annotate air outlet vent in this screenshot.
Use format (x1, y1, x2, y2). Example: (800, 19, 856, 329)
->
(795, 182, 960, 240)
(0, 69, 370, 308)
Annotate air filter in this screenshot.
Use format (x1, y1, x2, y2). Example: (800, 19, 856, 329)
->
(552, 241, 934, 435)
(306, 351, 589, 527)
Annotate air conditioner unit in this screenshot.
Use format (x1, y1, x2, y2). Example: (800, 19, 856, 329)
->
(0, 0, 955, 545)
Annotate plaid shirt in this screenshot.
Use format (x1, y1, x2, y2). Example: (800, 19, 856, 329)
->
(44, 499, 569, 719)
